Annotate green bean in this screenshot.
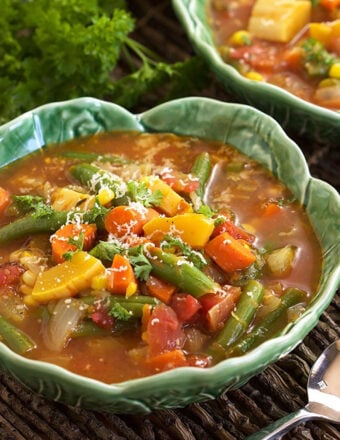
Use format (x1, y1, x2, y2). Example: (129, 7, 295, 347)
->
(81, 294, 161, 318)
(72, 319, 139, 337)
(0, 211, 68, 245)
(148, 248, 219, 297)
(0, 314, 36, 354)
(190, 152, 212, 199)
(62, 151, 132, 165)
(227, 288, 307, 357)
(207, 280, 264, 362)
(69, 163, 123, 194)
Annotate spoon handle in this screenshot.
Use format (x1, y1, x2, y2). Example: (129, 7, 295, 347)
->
(246, 407, 316, 440)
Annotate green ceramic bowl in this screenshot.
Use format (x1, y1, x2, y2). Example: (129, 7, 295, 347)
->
(0, 97, 338, 414)
(172, 0, 340, 147)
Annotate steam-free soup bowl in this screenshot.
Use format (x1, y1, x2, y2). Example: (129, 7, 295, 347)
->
(172, 0, 340, 147)
(0, 97, 338, 414)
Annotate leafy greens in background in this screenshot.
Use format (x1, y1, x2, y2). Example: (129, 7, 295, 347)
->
(0, 0, 209, 124)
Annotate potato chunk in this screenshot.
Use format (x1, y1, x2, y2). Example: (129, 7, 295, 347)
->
(248, 0, 311, 43)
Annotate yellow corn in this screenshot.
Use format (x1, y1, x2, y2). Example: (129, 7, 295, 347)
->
(20, 284, 33, 295)
(245, 71, 264, 81)
(329, 63, 340, 79)
(97, 187, 115, 205)
(23, 295, 39, 307)
(230, 30, 252, 46)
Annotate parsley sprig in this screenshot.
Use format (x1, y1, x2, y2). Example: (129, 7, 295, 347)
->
(0, 0, 209, 124)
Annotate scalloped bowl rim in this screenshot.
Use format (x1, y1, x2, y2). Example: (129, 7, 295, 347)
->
(0, 97, 338, 406)
(172, 0, 340, 123)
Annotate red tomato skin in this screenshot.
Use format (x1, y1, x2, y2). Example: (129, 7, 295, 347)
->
(170, 293, 202, 323)
(0, 263, 25, 288)
(145, 304, 186, 356)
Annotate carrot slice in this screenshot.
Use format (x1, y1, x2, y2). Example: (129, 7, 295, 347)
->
(51, 223, 97, 263)
(0, 187, 11, 215)
(146, 349, 187, 372)
(262, 202, 281, 217)
(104, 206, 159, 237)
(205, 231, 256, 273)
(145, 275, 176, 304)
(106, 254, 136, 295)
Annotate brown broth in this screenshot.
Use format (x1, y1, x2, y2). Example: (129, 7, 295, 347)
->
(0, 131, 322, 383)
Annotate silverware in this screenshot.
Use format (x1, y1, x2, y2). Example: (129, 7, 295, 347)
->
(246, 339, 340, 440)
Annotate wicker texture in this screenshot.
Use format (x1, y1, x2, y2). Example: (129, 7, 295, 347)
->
(0, 1, 339, 438)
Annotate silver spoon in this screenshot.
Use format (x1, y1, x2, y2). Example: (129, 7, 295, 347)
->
(246, 339, 340, 440)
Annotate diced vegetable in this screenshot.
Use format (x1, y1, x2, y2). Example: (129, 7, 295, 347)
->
(170, 293, 202, 323)
(51, 223, 97, 263)
(248, 0, 311, 43)
(143, 213, 214, 249)
(146, 349, 187, 372)
(265, 245, 296, 277)
(0, 313, 36, 354)
(0, 187, 11, 214)
(0, 211, 68, 245)
(143, 176, 192, 216)
(104, 205, 158, 237)
(207, 280, 264, 361)
(146, 275, 176, 303)
(190, 152, 212, 200)
(228, 288, 307, 356)
(51, 187, 90, 211)
(42, 298, 85, 351)
(148, 247, 219, 298)
(30, 252, 105, 303)
(205, 232, 256, 273)
(143, 304, 185, 356)
(211, 218, 255, 242)
(200, 286, 241, 332)
(106, 254, 137, 295)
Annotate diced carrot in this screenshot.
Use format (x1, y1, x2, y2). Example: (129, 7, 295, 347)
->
(104, 206, 159, 237)
(0, 187, 11, 215)
(205, 232, 256, 273)
(145, 274, 176, 303)
(106, 254, 136, 295)
(51, 223, 97, 264)
(146, 349, 187, 372)
(262, 202, 282, 217)
(212, 218, 255, 242)
(320, 0, 340, 10)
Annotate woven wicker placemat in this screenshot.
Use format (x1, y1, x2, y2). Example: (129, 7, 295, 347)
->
(0, 1, 339, 439)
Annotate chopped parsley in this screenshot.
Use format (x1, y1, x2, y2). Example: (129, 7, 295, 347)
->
(128, 245, 153, 281)
(109, 302, 131, 321)
(302, 38, 335, 77)
(160, 235, 207, 269)
(62, 232, 85, 261)
(12, 195, 54, 218)
(126, 180, 163, 207)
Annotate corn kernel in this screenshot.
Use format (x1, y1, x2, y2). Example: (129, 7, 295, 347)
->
(230, 30, 252, 46)
(91, 273, 107, 291)
(245, 71, 264, 81)
(329, 63, 340, 79)
(97, 188, 115, 205)
(126, 281, 138, 297)
(20, 284, 33, 295)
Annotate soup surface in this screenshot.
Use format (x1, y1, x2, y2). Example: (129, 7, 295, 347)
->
(0, 131, 322, 383)
(208, 0, 340, 109)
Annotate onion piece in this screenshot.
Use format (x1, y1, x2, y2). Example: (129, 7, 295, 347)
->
(42, 298, 86, 351)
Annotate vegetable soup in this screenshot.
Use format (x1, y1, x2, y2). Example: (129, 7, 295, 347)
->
(0, 131, 322, 383)
(208, 0, 340, 109)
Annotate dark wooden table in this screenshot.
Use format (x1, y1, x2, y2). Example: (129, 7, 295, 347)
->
(0, 1, 339, 439)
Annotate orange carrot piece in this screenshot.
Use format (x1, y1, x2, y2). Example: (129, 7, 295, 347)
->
(141, 304, 153, 342)
(51, 223, 97, 264)
(320, 0, 340, 10)
(205, 231, 256, 273)
(146, 349, 187, 372)
(104, 206, 159, 237)
(145, 275, 176, 304)
(262, 202, 281, 217)
(106, 253, 136, 295)
(0, 187, 11, 215)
